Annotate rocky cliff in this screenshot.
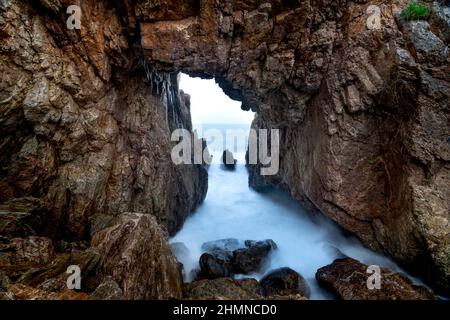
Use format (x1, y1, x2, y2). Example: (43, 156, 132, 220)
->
(0, 0, 208, 240)
(139, 0, 449, 294)
(0, 0, 449, 298)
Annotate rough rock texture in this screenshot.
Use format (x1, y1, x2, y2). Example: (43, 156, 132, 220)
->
(89, 277, 123, 300)
(183, 276, 309, 300)
(184, 277, 262, 300)
(7, 283, 89, 300)
(0, 0, 449, 298)
(316, 258, 436, 300)
(197, 238, 277, 279)
(0, 0, 208, 241)
(139, 0, 450, 295)
(260, 267, 311, 298)
(91, 212, 183, 300)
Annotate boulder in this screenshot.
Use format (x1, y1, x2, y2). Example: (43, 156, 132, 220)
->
(315, 258, 436, 300)
(10, 237, 55, 265)
(91, 213, 183, 299)
(233, 240, 277, 274)
(201, 238, 244, 252)
(260, 267, 311, 298)
(184, 277, 262, 300)
(7, 283, 88, 300)
(0, 198, 50, 238)
(89, 277, 123, 300)
(197, 239, 277, 279)
(222, 150, 237, 169)
(198, 251, 234, 279)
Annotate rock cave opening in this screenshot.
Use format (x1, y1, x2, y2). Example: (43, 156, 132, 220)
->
(169, 73, 430, 300)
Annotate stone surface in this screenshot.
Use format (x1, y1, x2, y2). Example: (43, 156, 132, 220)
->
(183, 277, 262, 300)
(0, 0, 208, 241)
(198, 239, 277, 279)
(233, 240, 277, 274)
(0, 0, 448, 297)
(260, 267, 311, 298)
(91, 213, 183, 300)
(8, 283, 89, 300)
(222, 150, 237, 169)
(316, 258, 436, 300)
(138, 0, 449, 295)
(89, 277, 123, 300)
(10, 236, 55, 265)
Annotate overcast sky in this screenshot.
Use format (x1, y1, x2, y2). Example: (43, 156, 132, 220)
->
(179, 73, 255, 125)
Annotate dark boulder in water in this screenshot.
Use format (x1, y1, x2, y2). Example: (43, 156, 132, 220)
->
(201, 238, 244, 253)
(197, 238, 277, 279)
(260, 267, 311, 298)
(233, 240, 277, 274)
(222, 150, 237, 170)
(198, 251, 235, 279)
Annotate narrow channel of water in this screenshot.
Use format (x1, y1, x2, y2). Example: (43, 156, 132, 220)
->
(170, 151, 423, 299)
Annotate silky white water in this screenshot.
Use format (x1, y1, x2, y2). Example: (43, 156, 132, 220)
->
(170, 151, 425, 299)
(172, 74, 424, 299)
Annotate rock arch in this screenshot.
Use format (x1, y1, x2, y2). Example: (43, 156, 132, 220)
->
(0, 0, 449, 294)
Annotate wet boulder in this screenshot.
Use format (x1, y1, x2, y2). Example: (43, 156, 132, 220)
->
(260, 267, 311, 298)
(198, 251, 235, 279)
(92, 213, 183, 299)
(222, 150, 237, 169)
(315, 258, 436, 300)
(89, 277, 123, 300)
(198, 238, 277, 279)
(201, 238, 243, 253)
(0, 197, 50, 239)
(233, 240, 277, 274)
(184, 277, 262, 300)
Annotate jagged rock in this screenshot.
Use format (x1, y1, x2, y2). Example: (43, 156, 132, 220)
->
(0, 0, 208, 241)
(15, 248, 101, 293)
(183, 277, 262, 300)
(260, 267, 311, 298)
(7, 283, 88, 300)
(10, 236, 55, 265)
(201, 239, 244, 252)
(315, 258, 436, 300)
(401, 20, 449, 63)
(0, 272, 9, 291)
(91, 213, 183, 299)
(198, 251, 235, 279)
(233, 240, 277, 274)
(0, 0, 448, 296)
(89, 277, 123, 300)
(198, 239, 277, 279)
(170, 242, 192, 278)
(222, 150, 237, 169)
(0, 198, 50, 238)
(0, 272, 14, 300)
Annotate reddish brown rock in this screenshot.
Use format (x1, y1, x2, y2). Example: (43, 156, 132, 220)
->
(0, 0, 448, 297)
(138, 0, 450, 295)
(91, 213, 183, 300)
(316, 258, 436, 300)
(183, 277, 262, 300)
(10, 236, 55, 265)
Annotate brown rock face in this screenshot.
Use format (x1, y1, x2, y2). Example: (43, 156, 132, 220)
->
(91, 213, 183, 299)
(0, 0, 449, 298)
(0, 0, 208, 241)
(139, 0, 450, 294)
(316, 258, 436, 300)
